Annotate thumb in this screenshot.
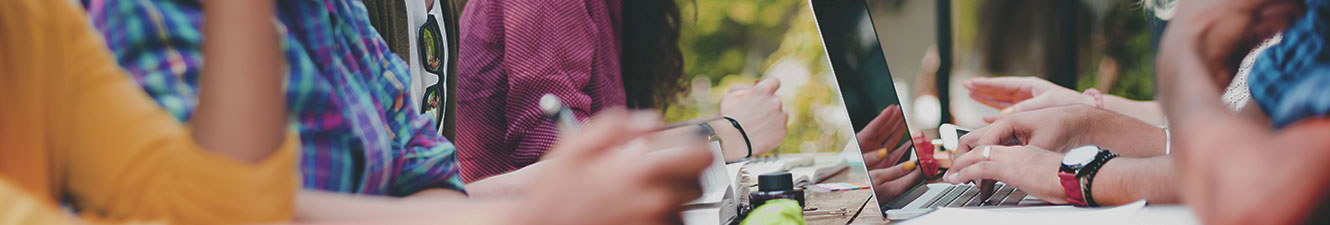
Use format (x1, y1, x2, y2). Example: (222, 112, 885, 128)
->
(869, 163, 916, 184)
(729, 84, 752, 93)
(753, 78, 781, 94)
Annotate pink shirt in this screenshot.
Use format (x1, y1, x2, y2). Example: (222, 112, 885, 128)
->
(457, 0, 624, 182)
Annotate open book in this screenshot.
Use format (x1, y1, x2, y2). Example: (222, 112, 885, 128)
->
(682, 142, 742, 225)
(742, 154, 849, 186)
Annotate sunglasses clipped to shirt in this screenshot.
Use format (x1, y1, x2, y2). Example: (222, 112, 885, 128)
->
(418, 15, 444, 114)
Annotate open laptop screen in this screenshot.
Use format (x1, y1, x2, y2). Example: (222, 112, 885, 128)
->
(811, 0, 905, 132)
(811, 0, 916, 214)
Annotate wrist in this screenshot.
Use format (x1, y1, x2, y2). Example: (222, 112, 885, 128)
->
(1086, 157, 1130, 206)
(1090, 157, 1182, 205)
(1058, 146, 1119, 207)
(708, 120, 745, 160)
(721, 116, 753, 158)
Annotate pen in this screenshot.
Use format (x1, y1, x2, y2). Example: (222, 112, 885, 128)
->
(803, 208, 848, 216)
(540, 94, 580, 136)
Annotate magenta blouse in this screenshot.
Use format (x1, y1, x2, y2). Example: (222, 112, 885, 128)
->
(456, 0, 625, 182)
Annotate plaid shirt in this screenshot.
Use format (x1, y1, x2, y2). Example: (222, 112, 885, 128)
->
(89, 0, 465, 196)
(1249, 0, 1330, 129)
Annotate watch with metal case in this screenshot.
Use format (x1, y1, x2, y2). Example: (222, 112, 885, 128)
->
(1058, 145, 1119, 207)
(697, 122, 718, 142)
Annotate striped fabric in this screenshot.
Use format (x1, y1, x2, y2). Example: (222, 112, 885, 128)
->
(456, 0, 625, 182)
(89, 0, 465, 196)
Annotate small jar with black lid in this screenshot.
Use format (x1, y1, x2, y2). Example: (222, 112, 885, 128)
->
(749, 172, 805, 208)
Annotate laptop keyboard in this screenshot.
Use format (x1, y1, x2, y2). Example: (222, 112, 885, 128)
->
(922, 183, 1028, 208)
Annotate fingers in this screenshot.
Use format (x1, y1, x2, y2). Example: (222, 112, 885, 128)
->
(968, 92, 1015, 109)
(872, 105, 904, 129)
(962, 77, 1017, 95)
(623, 144, 711, 221)
(752, 78, 781, 95)
(869, 163, 916, 186)
(975, 120, 1019, 148)
(964, 77, 1021, 90)
(593, 142, 709, 225)
(863, 140, 915, 170)
(963, 77, 1032, 98)
(946, 145, 1029, 183)
(863, 105, 903, 138)
(862, 150, 887, 169)
(896, 165, 924, 184)
(547, 109, 660, 162)
(949, 145, 995, 176)
(624, 187, 684, 225)
(857, 105, 905, 150)
(729, 84, 752, 93)
(887, 141, 913, 166)
(639, 145, 714, 194)
(946, 161, 1006, 184)
(1003, 95, 1053, 115)
(875, 169, 924, 200)
(882, 107, 908, 146)
(981, 110, 1016, 123)
(953, 123, 994, 157)
(875, 163, 924, 193)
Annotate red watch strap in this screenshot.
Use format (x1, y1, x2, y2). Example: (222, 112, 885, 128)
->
(1058, 171, 1087, 206)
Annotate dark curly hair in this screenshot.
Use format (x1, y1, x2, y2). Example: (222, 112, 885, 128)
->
(620, 0, 686, 110)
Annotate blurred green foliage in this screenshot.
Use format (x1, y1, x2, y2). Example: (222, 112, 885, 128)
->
(954, 1, 1157, 100)
(666, 0, 1158, 155)
(1075, 5, 1157, 101)
(667, 0, 851, 155)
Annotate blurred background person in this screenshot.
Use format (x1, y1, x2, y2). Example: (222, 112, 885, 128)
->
(457, 0, 790, 182)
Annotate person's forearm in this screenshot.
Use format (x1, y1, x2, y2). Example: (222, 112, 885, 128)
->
(645, 120, 747, 161)
(1090, 156, 1180, 206)
(707, 119, 756, 160)
(466, 161, 551, 199)
(296, 189, 487, 222)
(192, 0, 285, 163)
(1103, 96, 1167, 126)
(1084, 112, 1167, 157)
(1176, 116, 1330, 225)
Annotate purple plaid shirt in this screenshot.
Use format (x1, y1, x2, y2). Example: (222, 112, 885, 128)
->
(89, 0, 464, 196)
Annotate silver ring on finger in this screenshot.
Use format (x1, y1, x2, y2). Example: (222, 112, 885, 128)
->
(983, 146, 992, 161)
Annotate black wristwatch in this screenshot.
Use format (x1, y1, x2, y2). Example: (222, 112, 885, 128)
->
(1058, 145, 1119, 207)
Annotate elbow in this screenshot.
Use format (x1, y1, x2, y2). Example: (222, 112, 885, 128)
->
(193, 132, 292, 164)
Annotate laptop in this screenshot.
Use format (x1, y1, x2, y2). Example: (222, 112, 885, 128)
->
(808, 0, 1049, 220)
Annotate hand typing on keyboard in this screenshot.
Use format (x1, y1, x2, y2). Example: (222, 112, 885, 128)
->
(920, 182, 1031, 208)
(944, 145, 1072, 205)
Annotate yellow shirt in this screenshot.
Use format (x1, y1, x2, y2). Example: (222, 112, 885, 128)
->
(0, 0, 297, 224)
